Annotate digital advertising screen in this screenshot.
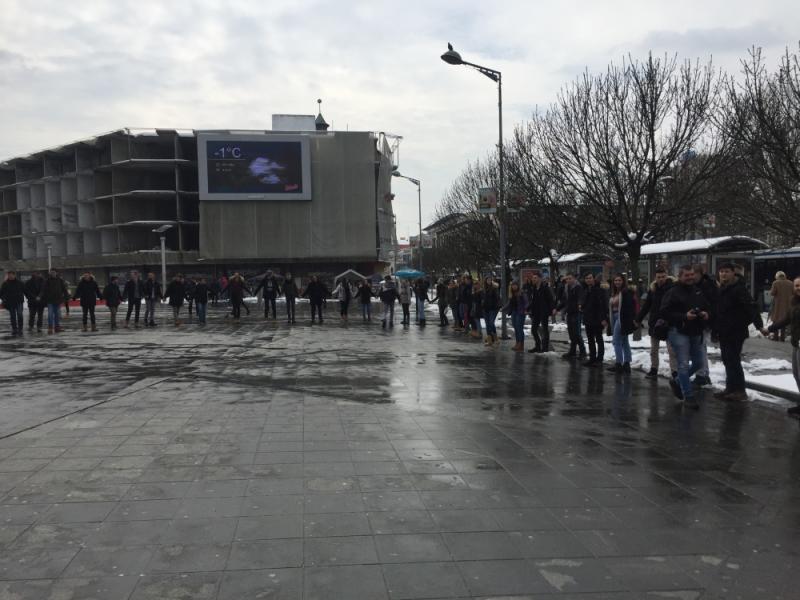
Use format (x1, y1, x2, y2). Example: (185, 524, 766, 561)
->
(197, 133, 312, 201)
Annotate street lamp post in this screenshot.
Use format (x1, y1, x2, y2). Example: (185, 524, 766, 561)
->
(392, 171, 423, 271)
(440, 44, 508, 338)
(46, 244, 52, 272)
(152, 224, 173, 286)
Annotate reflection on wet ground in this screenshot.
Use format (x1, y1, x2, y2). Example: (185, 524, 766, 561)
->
(0, 303, 798, 599)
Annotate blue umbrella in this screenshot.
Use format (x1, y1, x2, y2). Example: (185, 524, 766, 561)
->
(394, 269, 426, 279)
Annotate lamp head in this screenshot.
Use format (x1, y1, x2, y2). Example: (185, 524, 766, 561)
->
(441, 43, 463, 65)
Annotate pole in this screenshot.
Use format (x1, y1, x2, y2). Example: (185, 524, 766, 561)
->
(417, 182, 423, 271)
(498, 74, 508, 339)
(46, 246, 52, 272)
(160, 235, 167, 287)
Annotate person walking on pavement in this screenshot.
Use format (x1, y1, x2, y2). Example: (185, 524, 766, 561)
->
(283, 272, 298, 324)
(713, 264, 763, 402)
(470, 278, 483, 338)
(447, 279, 460, 330)
(194, 277, 209, 325)
(0, 271, 25, 336)
(38, 270, 69, 334)
(255, 270, 280, 319)
(355, 279, 373, 322)
(143, 272, 162, 327)
(103, 276, 123, 330)
(692, 264, 717, 387)
(123, 270, 144, 328)
(23, 271, 45, 332)
(769, 271, 794, 341)
(635, 267, 677, 379)
(457, 274, 473, 333)
(379, 275, 398, 328)
(164, 274, 187, 326)
(430, 278, 449, 327)
(558, 272, 587, 360)
(304, 275, 328, 324)
(504, 281, 528, 352)
(526, 271, 556, 353)
(73, 272, 102, 332)
(398, 278, 412, 325)
(607, 273, 637, 374)
(763, 276, 800, 417)
(333, 277, 353, 321)
(661, 265, 713, 409)
(482, 276, 501, 346)
(223, 273, 249, 322)
(413, 277, 430, 326)
(582, 273, 609, 367)
(184, 277, 197, 320)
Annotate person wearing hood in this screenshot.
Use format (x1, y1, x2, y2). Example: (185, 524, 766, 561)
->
(38, 269, 69, 334)
(283, 273, 299, 324)
(73, 272, 102, 332)
(123, 270, 144, 328)
(712, 264, 763, 402)
(303, 275, 328, 324)
(255, 270, 280, 319)
(103, 275, 123, 330)
(0, 271, 25, 336)
(430, 278, 449, 327)
(143, 272, 163, 327)
(635, 267, 677, 379)
(23, 271, 45, 332)
(764, 276, 800, 417)
(355, 279, 373, 322)
(164, 273, 187, 326)
(378, 275, 398, 328)
(223, 272, 250, 321)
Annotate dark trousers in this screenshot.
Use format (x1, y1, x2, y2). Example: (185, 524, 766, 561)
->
(531, 319, 550, 351)
(720, 337, 746, 392)
(401, 303, 410, 323)
(126, 300, 141, 323)
(81, 305, 96, 325)
(187, 298, 194, 316)
(567, 313, 586, 355)
(286, 297, 296, 321)
(28, 303, 44, 329)
(232, 299, 242, 319)
(7, 303, 23, 333)
(585, 325, 605, 361)
(438, 303, 449, 325)
(264, 295, 277, 318)
(311, 301, 323, 321)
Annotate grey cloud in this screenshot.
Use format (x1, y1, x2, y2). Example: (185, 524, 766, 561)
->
(631, 21, 792, 57)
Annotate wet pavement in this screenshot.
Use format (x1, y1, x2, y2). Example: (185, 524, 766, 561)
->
(1, 302, 799, 599)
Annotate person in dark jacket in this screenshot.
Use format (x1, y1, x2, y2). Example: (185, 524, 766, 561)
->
(255, 270, 280, 319)
(164, 274, 187, 326)
(635, 268, 676, 378)
(692, 265, 718, 386)
(303, 275, 328, 324)
(223, 273, 250, 322)
(457, 274, 473, 332)
(38, 269, 69, 334)
(355, 279, 374, 322)
(482, 277, 501, 346)
(184, 277, 197, 319)
(661, 265, 713, 408)
(23, 271, 45, 332)
(123, 270, 144, 328)
(0, 271, 25, 335)
(73, 272, 102, 332)
(283, 273, 299, 324)
(194, 277, 209, 325)
(379, 276, 398, 328)
(526, 271, 556, 353)
(430, 279, 449, 327)
(607, 273, 637, 373)
(557, 273, 586, 359)
(764, 276, 800, 417)
(143, 272, 162, 327)
(712, 265, 763, 402)
(581, 273, 608, 367)
(503, 281, 528, 352)
(470, 281, 484, 338)
(413, 278, 430, 326)
(103, 276, 123, 330)
(446, 279, 460, 330)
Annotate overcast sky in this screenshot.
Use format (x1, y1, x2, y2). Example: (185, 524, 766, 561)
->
(1, 1, 797, 238)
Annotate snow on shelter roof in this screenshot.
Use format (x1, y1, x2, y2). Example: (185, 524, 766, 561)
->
(640, 236, 768, 256)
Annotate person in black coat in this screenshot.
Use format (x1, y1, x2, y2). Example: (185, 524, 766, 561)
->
(73, 272, 102, 331)
(255, 270, 280, 319)
(283, 273, 299, 324)
(635, 268, 676, 378)
(712, 265, 763, 402)
(0, 271, 25, 335)
(355, 279, 374, 322)
(103, 276, 123, 330)
(303, 275, 329, 324)
(581, 273, 609, 366)
(164, 274, 187, 326)
(143, 272, 162, 327)
(692, 265, 718, 386)
(557, 273, 586, 359)
(23, 271, 45, 332)
(184, 277, 197, 319)
(194, 277, 210, 324)
(526, 271, 556, 353)
(123, 270, 144, 328)
(223, 273, 251, 321)
(607, 273, 637, 373)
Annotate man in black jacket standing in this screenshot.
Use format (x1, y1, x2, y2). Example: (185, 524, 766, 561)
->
(255, 270, 280, 319)
(123, 270, 144, 329)
(0, 271, 25, 336)
(713, 264, 763, 402)
(73, 272, 102, 332)
(23, 271, 45, 332)
(558, 273, 586, 359)
(635, 268, 677, 379)
(103, 276, 123, 330)
(581, 273, 608, 366)
(526, 271, 556, 353)
(661, 265, 713, 408)
(304, 276, 328, 324)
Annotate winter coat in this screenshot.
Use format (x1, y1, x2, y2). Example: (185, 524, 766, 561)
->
(714, 276, 763, 342)
(255, 275, 279, 298)
(527, 283, 555, 324)
(457, 282, 473, 305)
(0, 279, 25, 307)
(446, 284, 459, 306)
(582, 283, 609, 329)
(73, 278, 102, 307)
(379, 281, 398, 304)
(769, 278, 794, 323)
(661, 282, 713, 337)
(483, 285, 501, 312)
(503, 293, 528, 316)
(432, 283, 448, 306)
(194, 283, 209, 303)
(398, 280, 411, 304)
(636, 278, 674, 334)
(304, 281, 328, 304)
(164, 280, 186, 307)
(283, 279, 298, 299)
(143, 279, 162, 300)
(769, 297, 800, 347)
(23, 276, 45, 306)
(333, 281, 353, 302)
(610, 288, 637, 335)
(558, 282, 585, 315)
(224, 277, 250, 301)
(696, 274, 719, 329)
(413, 280, 429, 302)
(39, 275, 69, 305)
(355, 284, 373, 304)
(123, 279, 144, 303)
(471, 288, 484, 317)
(102, 283, 122, 308)
(183, 280, 197, 302)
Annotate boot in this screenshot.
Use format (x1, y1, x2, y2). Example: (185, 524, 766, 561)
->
(47, 326, 54, 335)
(622, 362, 631, 374)
(483, 335, 491, 346)
(645, 368, 658, 379)
(723, 390, 747, 402)
(124, 320, 130, 329)
(55, 326, 63, 333)
(91, 324, 98, 332)
(82, 324, 88, 332)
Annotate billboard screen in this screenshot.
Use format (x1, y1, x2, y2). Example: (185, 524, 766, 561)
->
(197, 133, 312, 200)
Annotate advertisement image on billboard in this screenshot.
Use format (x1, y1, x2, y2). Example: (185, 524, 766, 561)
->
(198, 133, 312, 201)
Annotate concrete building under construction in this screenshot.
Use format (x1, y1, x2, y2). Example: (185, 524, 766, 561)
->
(0, 113, 399, 284)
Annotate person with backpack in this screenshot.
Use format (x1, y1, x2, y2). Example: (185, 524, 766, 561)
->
(0, 271, 25, 336)
(73, 272, 102, 332)
(103, 276, 123, 330)
(123, 270, 144, 328)
(23, 271, 45, 332)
